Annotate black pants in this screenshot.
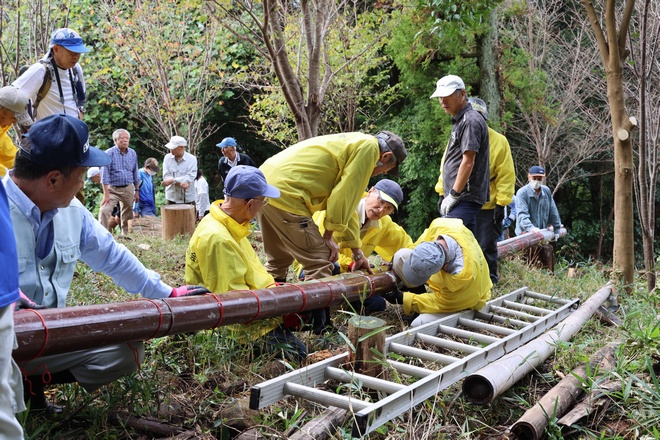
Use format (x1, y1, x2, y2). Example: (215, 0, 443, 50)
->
(474, 209, 502, 284)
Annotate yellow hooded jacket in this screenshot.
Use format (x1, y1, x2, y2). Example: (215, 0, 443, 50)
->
(260, 132, 380, 248)
(402, 218, 492, 315)
(185, 200, 281, 342)
(435, 127, 515, 210)
(0, 125, 18, 177)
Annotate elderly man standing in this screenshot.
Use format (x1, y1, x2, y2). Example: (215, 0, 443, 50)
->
(468, 98, 515, 284)
(163, 135, 197, 205)
(217, 137, 255, 183)
(515, 165, 562, 271)
(0, 87, 31, 176)
(258, 131, 406, 331)
(13, 28, 90, 122)
(383, 217, 492, 327)
(4, 114, 208, 413)
(431, 75, 490, 234)
(98, 129, 139, 236)
(186, 165, 306, 361)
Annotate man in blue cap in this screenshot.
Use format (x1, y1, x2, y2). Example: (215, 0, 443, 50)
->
(186, 165, 307, 362)
(216, 137, 255, 183)
(515, 165, 562, 271)
(13, 28, 90, 122)
(3, 114, 208, 413)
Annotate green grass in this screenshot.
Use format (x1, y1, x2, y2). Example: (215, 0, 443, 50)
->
(21, 234, 659, 439)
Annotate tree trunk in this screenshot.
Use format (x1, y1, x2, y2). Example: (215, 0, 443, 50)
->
(161, 204, 196, 240)
(477, 7, 501, 127)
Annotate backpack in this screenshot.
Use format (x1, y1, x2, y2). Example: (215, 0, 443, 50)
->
(21, 58, 86, 119)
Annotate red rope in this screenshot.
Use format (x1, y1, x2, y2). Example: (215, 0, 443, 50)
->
(143, 299, 164, 340)
(127, 341, 142, 370)
(313, 280, 336, 308)
(279, 282, 308, 313)
(210, 294, 225, 328)
(245, 290, 261, 324)
(22, 309, 49, 361)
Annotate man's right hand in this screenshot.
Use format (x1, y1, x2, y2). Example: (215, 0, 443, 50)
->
(324, 237, 339, 263)
(100, 193, 110, 206)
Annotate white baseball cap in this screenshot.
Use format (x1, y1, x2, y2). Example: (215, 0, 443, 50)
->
(430, 75, 466, 99)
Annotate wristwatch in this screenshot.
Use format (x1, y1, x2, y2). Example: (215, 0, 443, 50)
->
(353, 250, 365, 260)
(449, 188, 461, 197)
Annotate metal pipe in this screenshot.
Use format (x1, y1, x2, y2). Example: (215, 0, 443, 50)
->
(13, 227, 567, 361)
(461, 282, 612, 405)
(13, 272, 396, 362)
(498, 227, 567, 258)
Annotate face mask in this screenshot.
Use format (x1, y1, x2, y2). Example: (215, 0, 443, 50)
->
(148, 170, 156, 176)
(529, 180, 542, 191)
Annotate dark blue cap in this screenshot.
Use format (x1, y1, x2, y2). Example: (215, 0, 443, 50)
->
(224, 165, 280, 199)
(20, 114, 111, 168)
(529, 166, 545, 176)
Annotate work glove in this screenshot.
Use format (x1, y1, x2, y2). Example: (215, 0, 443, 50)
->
(437, 196, 444, 216)
(553, 233, 560, 242)
(14, 290, 46, 312)
(439, 194, 459, 216)
(381, 284, 403, 305)
(494, 205, 505, 226)
(170, 285, 211, 297)
(530, 227, 541, 234)
(502, 217, 512, 229)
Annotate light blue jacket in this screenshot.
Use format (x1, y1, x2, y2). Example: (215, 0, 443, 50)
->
(3, 174, 172, 308)
(515, 183, 562, 236)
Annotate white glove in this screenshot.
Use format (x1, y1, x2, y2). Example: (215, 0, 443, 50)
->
(553, 233, 560, 242)
(440, 194, 459, 216)
(530, 227, 541, 233)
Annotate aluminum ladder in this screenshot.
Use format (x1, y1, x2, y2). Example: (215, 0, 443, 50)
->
(250, 287, 578, 437)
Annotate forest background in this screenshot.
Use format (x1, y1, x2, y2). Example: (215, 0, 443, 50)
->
(0, 0, 658, 278)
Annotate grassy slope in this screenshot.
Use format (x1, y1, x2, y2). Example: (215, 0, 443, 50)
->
(21, 233, 658, 439)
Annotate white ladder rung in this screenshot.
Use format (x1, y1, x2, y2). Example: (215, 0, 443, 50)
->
(502, 300, 553, 315)
(458, 317, 518, 336)
(489, 305, 541, 322)
(476, 312, 529, 328)
(389, 342, 460, 365)
(325, 367, 406, 394)
(284, 382, 371, 412)
(416, 333, 481, 354)
(387, 359, 435, 378)
(525, 291, 572, 304)
(437, 325, 500, 344)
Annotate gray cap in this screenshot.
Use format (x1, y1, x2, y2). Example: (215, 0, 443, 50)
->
(468, 97, 489, 120)
(392, 241, 445, 288)
(374, 131, 407, 177)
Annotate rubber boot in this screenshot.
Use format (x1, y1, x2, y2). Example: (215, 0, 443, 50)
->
(23, 370, 76, 415)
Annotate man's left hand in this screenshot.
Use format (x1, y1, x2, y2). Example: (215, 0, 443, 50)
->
(170, 285, 211, 297)
(440, 194, 458, 216)
(15, 290, 47, 311)
(494, 205, 505, 225)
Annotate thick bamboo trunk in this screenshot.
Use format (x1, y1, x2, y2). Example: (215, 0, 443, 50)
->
(508, 342, 618, 440)
(347, 316, 386, 378)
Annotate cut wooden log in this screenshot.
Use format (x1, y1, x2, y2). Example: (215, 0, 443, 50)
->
(508, 342, 619, 440)
(557, 379, 622, 427)
(107, 411, 184, 436)
(161, 204, 196, 240)
(347, 315, 387, 378)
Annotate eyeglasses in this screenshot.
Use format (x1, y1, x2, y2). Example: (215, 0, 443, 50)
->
(376, 195, 395, 215)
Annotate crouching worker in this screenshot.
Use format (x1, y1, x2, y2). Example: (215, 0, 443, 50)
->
(185, 166, 307, 362)
(383, 218, 492, 327)
(4, 114, 209, 413)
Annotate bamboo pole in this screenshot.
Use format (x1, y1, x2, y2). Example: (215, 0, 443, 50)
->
(508, 342, 618, 440)
(498, 227, 567, 258)
(462, 282, 612, 405)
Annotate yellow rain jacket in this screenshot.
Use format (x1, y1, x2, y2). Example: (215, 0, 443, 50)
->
(402, 218, 492, 315)
(185, 200, 281, 342)
(260, 132, 380, 247)
(435, 127, 515, 210)
(0, 125, 17, 177)
(314, 196, 412, 272)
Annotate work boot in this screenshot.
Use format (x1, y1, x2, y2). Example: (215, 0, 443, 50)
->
(23, 370, 76, 415)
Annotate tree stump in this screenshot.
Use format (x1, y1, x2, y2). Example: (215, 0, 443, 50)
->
(347, 315, 387, 378)
(161, 204, 196, 240)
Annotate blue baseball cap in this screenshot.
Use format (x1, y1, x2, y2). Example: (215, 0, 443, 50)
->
(374, 179, 403, 210)
(224, 165, 280, 199)
(50, 28, 91, 54)
(393, 241, 445, 288)
(216, 137, 237, 148)
(20, 114, 110, 168)
(529, 166, 545, 176)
